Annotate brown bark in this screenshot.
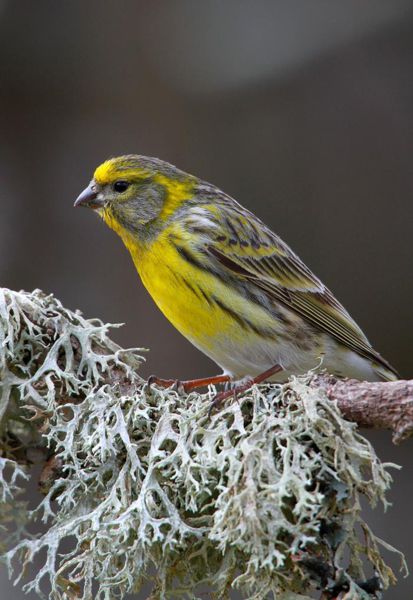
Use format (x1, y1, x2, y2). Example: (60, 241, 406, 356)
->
(312, 374, 413, 444)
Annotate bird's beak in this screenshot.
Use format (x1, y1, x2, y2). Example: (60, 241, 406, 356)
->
(74, 183, 104, 209)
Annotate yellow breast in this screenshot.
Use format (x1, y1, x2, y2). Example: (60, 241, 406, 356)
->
(116, 222, 280, 360)
(130, 228, 226, 347)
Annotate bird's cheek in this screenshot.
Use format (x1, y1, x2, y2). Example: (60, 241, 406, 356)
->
(99, 207, 118, 231)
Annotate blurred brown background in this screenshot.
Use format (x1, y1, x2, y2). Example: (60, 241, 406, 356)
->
(0, 1, 412, 598)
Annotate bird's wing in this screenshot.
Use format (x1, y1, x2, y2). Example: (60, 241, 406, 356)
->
(202, 201, 396, 374)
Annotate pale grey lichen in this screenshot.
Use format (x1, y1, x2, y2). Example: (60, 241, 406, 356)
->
(0, 288, 407, 599)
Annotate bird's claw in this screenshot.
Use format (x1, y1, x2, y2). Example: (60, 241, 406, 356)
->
(171, 380, 186, 394)
(147, 375, 186, 394)
(208, 388, 236, 416)
(208, 376, 255, 416)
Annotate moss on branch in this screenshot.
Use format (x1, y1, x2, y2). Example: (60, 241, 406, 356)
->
(0, 288, 408, 599)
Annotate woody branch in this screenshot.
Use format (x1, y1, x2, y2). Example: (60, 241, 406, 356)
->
(311, 374, 413, 444)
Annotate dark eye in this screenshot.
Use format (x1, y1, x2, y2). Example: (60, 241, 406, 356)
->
(113, 180, 130, 193)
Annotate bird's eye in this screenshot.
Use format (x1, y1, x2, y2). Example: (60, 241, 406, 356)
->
(113, 180, 130, 193)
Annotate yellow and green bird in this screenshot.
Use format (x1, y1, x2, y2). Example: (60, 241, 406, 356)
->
(75, 155, 398, 394)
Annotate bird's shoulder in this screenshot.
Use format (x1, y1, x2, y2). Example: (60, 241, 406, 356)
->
(174, 184, 322, 291)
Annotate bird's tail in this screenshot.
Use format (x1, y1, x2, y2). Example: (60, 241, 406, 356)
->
(373, 361, 399, 382)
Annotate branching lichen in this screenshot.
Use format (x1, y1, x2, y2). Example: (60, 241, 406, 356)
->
(0, 288, 407, 599)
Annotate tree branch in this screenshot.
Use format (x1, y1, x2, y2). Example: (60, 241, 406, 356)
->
(312, 375, 413, 444)
(98, 369, 413, 445)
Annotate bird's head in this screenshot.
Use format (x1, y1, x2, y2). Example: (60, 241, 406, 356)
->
(74, 155, 195, 241)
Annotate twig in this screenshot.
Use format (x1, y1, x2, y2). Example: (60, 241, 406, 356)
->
(312, 374, 413, 444)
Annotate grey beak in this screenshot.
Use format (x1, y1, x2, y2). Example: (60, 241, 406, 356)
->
(74, 184, 104, 209)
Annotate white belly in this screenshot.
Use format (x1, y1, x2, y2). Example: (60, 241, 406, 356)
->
(196, 331, 380, 383)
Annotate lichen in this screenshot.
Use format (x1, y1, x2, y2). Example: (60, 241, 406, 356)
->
(0, 288, 407, 599)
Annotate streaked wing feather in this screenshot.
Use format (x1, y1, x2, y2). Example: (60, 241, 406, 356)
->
(204, 204, 395, 373)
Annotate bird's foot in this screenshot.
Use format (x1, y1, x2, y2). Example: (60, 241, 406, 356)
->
(209, 377, 254, 415)
(147, 373, 231, 394)
(147, 375, 186, 394)
(209, 363, 283, 414)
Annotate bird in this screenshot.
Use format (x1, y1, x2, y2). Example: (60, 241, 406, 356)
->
(74, 155, 398, 400)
